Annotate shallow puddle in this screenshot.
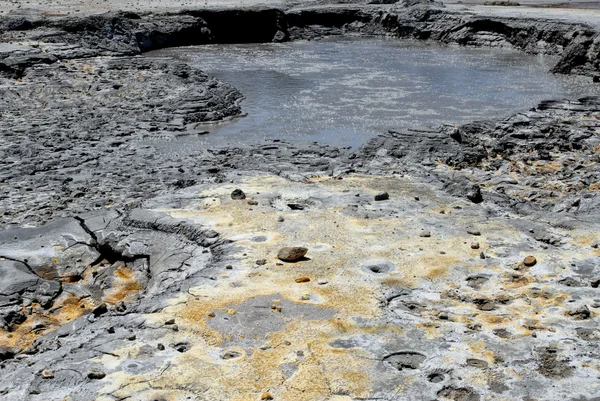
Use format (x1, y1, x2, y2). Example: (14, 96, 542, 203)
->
(148, 37, 595, 150)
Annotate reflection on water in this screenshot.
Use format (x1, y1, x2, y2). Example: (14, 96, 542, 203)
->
(147, 37, 595, 150)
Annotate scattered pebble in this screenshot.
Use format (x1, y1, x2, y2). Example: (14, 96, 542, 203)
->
(87, 368, 106, 380)
(295, 277, 310, 283)
(277, 216, 285, 222)
(41, 369, 54, 379)
(471, 242, 480, 250)
(231, 189, 246, 200)
(467, 229, 481, 236)
(419, 231, 431, 238)
(261, 392, 274, 400)
(523, 255, 537, 266)
(256, 259, 267, 266)
(374, 192, 389, 201)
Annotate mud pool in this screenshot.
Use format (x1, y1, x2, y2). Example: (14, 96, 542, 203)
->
(148, 37, 594, 150)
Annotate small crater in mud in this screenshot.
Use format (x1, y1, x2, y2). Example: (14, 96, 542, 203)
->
(466, 275, 489, 289)
(172, 342, 191, 353)
(428, 373, 445, 383)
(360, 260, 395, 275)
(383, 351, 426, 371)
(466, 358, 488, 369)
(437, 386, 480, 401)
(537, 347, 574, 378)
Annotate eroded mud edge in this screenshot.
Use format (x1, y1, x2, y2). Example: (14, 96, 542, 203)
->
(1, 1, 600, 78)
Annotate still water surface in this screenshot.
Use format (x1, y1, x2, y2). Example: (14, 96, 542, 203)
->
(148, 37, 595, 149)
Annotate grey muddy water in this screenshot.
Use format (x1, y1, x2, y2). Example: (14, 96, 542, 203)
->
(148, 37, 595, 150)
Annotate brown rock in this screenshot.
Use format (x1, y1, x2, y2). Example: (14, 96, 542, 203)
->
(523, 256, 537, 267)
(471, 242, 480, 250)
(261, 392, 274, 400)
(295, 277, 310, 283)
(41, 369, 54, 379)
(277, 247, 308, 262)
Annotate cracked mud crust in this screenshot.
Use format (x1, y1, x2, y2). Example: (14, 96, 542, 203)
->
(1, 174, 599, 400)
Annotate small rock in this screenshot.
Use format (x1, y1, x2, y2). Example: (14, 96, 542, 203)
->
(247, 200, 258, 206)
(479, 252, 486, 259)
(41, 369, 54, 379)
(231, 189, 246, 200)
(374, 192, 389, 201)
(0, 346, 15, 361)
(523, 256, 537, 267)
(226, 265, 233, 269)
(277, 247, 308, 262)
(92, 303, 108, 317)
(157, 343, 165, 350)
(256, 259, 267, 266)
(471, 242, 480, 250)
(419, 231, 431, 238)
(568, 305, 590, 320)
(87, 368, 106, 380)
(317, 279, 328, 285)
(467, 229, 481, 236)
(277, 216, 285, 222)
(261, 392, 274, 400)
(295, 277, 310, 283)
(164, 319, 175, 325)
(115, 301, 126, 313)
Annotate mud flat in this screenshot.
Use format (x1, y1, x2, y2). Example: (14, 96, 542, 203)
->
(0, 0, 599, 400)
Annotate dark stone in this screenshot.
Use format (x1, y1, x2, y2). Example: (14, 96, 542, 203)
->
(0, 346, 15, 361)
(87, 368, 106, 380)
(374, 192, 389, 201)
(231, 189, 246, 200)
(92, 303, 108, 317)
